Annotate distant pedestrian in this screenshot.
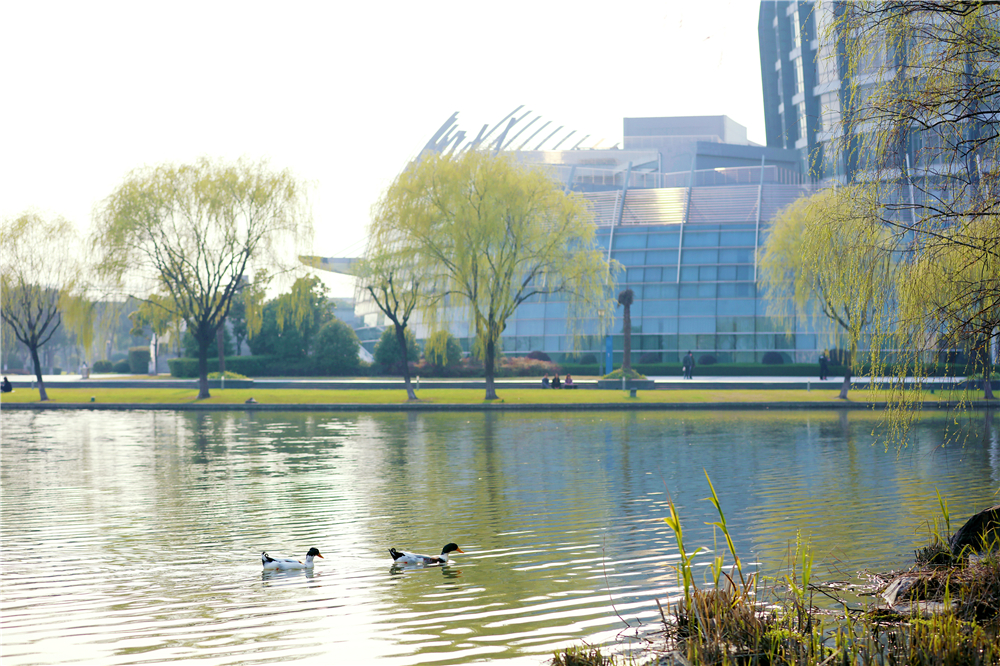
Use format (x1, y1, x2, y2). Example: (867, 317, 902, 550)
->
(682, 351, 695, 380)
(541, 373, 550, 388)
(819, 353, 829, 380)
(551, 374, 562, 389)
(1, 376, 12, 393)
(564, 374, 575, 389)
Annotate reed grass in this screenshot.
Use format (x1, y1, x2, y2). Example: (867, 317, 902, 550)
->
(554, 478, 1000, 666)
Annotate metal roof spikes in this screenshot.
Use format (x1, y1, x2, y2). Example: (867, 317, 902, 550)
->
(516, 120, 551, 151)
(570, 134, 590, 150)
(421, 112, 459, 156)
(550, 130, 576, 151)
(534, 125, 564, 150)
(479, 105, 525, 148)
(502, 115, 540, 151)
(493, 117, 519, 156)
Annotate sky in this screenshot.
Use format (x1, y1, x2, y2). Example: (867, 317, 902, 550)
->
(2, 0, 766, 298)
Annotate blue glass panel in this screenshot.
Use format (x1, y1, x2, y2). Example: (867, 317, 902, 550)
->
(698, 266, 718, 281)
(756, 334, 776, 349)
(718, 265, 737, 280)
(679, 267, 699, 283)
(696, 283, 716, 298)
(647, 233, 680, 248)
(681, 249, 719, 264)
(626, 267, 644, 282)
(613, 233, 647, 249)
(545, 319, 567, 335)
(719, 248, 754, 263)
(736, 265, 754, 280)
(735, 334, 755, 350)
(796, 334, 817, 349)
(683, 232, 721, 247)
(679, 317, 715, 333)
(545, 302, 568, 319)
(660, 284, 679, 298)
(718, 283, 756, 298)
(518, 303, 545, 319)
(717, 299, 755, 316)
(644, 267, 662, 282)
(615, 251, 645, 266)
(717, 334, 736, 350)
(646, 250, 677, 265)
(722, 231, 757, 245)
(516, 319, 544, 336)
(642, 300, 679, 317)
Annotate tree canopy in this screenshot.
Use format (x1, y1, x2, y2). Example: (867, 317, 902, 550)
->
(1, 212, 83, 400)
(832, 1, 1000, 397)
(374, 151, 616, 400)
(92, 158, 312, 398)
(759, 186, 895, 399)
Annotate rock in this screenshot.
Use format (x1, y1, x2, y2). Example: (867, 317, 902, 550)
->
(882, 574, 924, 605)
(949, 505, 1000, 554)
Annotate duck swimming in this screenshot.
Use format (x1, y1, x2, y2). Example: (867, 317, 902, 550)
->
(261, 547, 324, 570)
(388, 543, 464, 565)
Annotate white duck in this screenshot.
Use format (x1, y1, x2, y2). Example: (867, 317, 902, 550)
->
(261, 547, 324, 570)
(388, 542, 464, 565)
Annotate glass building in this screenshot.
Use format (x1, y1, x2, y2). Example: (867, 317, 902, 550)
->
(328, 114, 827, 365)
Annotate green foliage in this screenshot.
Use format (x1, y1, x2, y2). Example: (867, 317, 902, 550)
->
(601, 367, 646, 380)
(91, 360, 113, 373)
(424, 330, 462, 368)
(313, 319, 361, 376)
(247, 276, 330, 359)
(182, 328, 234, 359)
(207, 371, 247, 379)
(112, 359, 131, 373)
(168, 354, 368, 378)
(373, 327, 419, 374)
(92, 157, 312, 398)
(127, 347, 150, 374)
(1, 212, 83, 400)
(372, 150, 617, 399)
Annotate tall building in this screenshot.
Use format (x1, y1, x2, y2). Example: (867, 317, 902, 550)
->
(319, 113, 824, 366)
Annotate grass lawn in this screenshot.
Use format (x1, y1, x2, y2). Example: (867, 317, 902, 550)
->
(0, 386, 987, 406)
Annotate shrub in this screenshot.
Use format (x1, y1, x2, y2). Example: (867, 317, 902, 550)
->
(113, 359, 131, 373)
(579, 353, 598, 365)
(639, 352, 661, 364)
(698, 354, 717, 366)
(183, 328, 234, 359)
(425, 330, 462, 368)
(128, 347, 151, 374)
(497, 357, 559, 377)
(761, 351, 784, 365)
(373, 327, 419, 374)
(92, 360, 113, 373)
(208, 371, 248, 379)
(526, 350, 551, 362)
(313, 319, 361, 375)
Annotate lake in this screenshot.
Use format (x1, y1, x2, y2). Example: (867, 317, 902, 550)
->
(1, 408, 996, 665)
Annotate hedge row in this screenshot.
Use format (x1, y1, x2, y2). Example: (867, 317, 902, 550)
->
(167, 356, 370, 378)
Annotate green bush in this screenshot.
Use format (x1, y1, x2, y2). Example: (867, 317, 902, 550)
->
(168, 353, 370, 378)
(92, 360, 113, 373)
(128, 347, 150, 374)
(313, 319, 361, 375)
(182, 328, 234, 359)
(113, 359, 131, 373)
(373, 327, 419, 374)
(424, 330, 462, 368)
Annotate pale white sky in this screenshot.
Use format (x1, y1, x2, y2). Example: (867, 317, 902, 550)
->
(2, 0, 766, 298)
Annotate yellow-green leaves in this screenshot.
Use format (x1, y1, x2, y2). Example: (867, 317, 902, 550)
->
(369, 151, 616, 399)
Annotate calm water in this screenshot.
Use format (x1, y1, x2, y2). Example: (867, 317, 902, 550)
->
(1, 409, 997, 665)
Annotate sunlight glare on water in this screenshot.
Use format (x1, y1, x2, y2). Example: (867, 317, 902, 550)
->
(1, 409, 996, 665)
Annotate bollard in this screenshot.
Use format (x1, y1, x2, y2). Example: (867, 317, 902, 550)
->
(807, 381, 811, 392)
(622, 376, 626, 391)
(221, 375, 225, 390)
(416, 375, 420, 390)
(629, 388, 638, 398)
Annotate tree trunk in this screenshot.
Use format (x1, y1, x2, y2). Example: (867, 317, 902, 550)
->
(838, 366, 851, 400)
(216, 327, 226, 375)
(29, 344, 48, 401)
(484, 336, 498, 400)
(394, 324, 417, 401)
(623, 304, 632, 372)
(197, 337, 211, 400)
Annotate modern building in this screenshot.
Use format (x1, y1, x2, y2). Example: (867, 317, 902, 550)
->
(317, 113, 827, 366)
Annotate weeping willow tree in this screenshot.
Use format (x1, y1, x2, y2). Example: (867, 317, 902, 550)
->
(830, 1, 1000, 402)
(0, 213, 84, 400)
(759, 186, 895, 400)
(375, 150, 617, 400)
(93, 158, 312, 399)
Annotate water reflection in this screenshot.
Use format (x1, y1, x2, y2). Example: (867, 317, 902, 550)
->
(1, 408, 996, 665)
